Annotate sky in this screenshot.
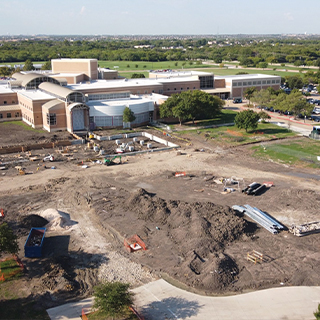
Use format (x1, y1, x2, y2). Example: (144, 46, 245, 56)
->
(0, 0, 320, 36)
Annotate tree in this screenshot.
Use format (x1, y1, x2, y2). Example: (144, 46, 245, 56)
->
(93, 281, 134, 319)
(41, 61, 51, 71)
(123, 107, 136, 124)
(0, 223, 19, 255)
(235, 109, 260, 132)
(274, 91, 312, 118)
(251, 89, 275, 107)
(314, 304, 320, 320)
(159, 90, 223, 125)
(23, 59, 34, 71)
(244, 87, 257, 106)
(285, 75, 304, 90)
(131, 73, 145, 79)
(258, 111, 271, 122)
(258, 62, 268, 69)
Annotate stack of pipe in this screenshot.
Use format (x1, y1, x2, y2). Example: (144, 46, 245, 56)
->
(232, 205, 285, 234)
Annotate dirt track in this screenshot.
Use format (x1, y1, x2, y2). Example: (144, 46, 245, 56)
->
(1, 132, 320, 311)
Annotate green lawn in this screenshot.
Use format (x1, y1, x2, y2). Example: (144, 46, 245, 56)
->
(0, 258, 22, 280)
(176, 122, 296, 147)
(252, 139, 320, 167)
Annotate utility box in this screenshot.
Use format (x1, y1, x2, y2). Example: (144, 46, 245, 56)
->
(24, 227, 46, 258)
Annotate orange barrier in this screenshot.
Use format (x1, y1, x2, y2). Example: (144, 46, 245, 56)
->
(129, 306, 145, 320)
(0, 209, 4, 217)
(175, 171, 186, 177)
(81, 308, 89, 320)
(0, 274, 5, 282)
(124, 235, 147, 253)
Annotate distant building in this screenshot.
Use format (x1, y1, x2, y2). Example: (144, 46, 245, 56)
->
(0, 58, 280, 132)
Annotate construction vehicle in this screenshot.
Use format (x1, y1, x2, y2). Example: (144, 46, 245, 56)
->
(15, 166, 26, 175)
(104, 155, 122, 166)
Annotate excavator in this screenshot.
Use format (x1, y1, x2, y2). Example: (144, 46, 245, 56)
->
(103, 155, 122, 166)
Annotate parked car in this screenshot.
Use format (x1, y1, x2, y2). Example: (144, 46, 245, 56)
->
(233, 98, 242, 104)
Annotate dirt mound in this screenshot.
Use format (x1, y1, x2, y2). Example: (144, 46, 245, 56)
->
(19, 214, 49, 229)
(124, 188, 248, 292)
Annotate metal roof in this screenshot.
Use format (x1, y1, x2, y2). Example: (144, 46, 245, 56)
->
(0, 104, 20, 111)
(42, 99, 64, 111)
(39, 82, 74, 99)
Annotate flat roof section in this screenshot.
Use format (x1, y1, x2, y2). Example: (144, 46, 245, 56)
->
(215, 74, 280, 80)
(150, 70, 213, 77)
(51, 58, 97, 63)
(68, 79, 163, 91)
(16, 89, 55, 101)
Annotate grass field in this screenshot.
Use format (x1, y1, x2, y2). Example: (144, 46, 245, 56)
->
(0, 258, 22, 280)
(176, 121, 296, 147)
(252, 139, 320, 167)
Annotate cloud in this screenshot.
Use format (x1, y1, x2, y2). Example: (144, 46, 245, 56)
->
(284, 12, 293, 21)
(80, 6, 86, 15)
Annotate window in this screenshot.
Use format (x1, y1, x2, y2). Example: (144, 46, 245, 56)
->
(0, 114, 2, 119)
(248, 82, 252, 85)
(47, 113, 56, 126)
(243, 82, 247, 86)
(262, 80, 266, 84)
(272, 80, 275, 84)
(15, 112, 19, 117)
(233, 82, 238, 87)
(257, 81, 261, 85)
(174, 88, 176, 91)
(181, 88, 183, 90)
(7, 113, 11, 118)
(267, 80, 271, 84)
(3, 101, 7, 105)
(187, 87, 189, 90)
(12, 101, 15, 104)
(253, 81, 256, 85)
(159, 89, 163, 94)
(167, 88, 170, 91)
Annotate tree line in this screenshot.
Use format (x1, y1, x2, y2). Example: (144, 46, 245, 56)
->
(1, 38, 320, 66)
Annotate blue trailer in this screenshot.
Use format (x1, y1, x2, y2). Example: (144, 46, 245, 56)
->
(24, 227, 46, 258)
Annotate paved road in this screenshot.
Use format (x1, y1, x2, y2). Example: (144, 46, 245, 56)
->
(47, 280, 320, 320)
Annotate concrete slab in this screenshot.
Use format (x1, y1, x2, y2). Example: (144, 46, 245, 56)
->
(47, 280, 320, 320)
(47, 297, 93, 320)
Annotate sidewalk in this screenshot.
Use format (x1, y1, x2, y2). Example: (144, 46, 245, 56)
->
(47, 280, 320, 320)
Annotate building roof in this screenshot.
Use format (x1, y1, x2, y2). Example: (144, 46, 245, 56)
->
(52, 58, 97, 63)
(16, 88, 54, 100)
(42, 99, 64, 111)
(68, 79, 163, 91)
(215, 74, 281, 81)
(39, 82, 75, 99)
(0, 104, 20, 111)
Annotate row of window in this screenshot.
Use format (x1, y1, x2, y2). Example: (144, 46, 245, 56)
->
(0, 100, 16, 105)
(233, 79, 280, 87)
(93, 112, 149, 127)
(22, 113, 34, 124)
(87, 92, 130, 101)
(0, 112, 20, 119)
(20, 101, 33, 111)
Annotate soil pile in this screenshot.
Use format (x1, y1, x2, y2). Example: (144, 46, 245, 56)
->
(124, 188, 248, 292)
(19, 214, 49, 229)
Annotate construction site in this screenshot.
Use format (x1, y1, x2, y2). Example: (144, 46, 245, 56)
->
(1, 122, 320, 316)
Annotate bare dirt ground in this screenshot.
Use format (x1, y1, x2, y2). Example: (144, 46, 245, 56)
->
(1, 128, 320, 315)
(0, 122, 73, 147)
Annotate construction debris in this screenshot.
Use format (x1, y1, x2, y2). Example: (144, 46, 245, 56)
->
(242, 181, 273, 196)
(247, 250, 263, 264)
(124, 234, 147, 253)
(289, 221, 320, 236)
